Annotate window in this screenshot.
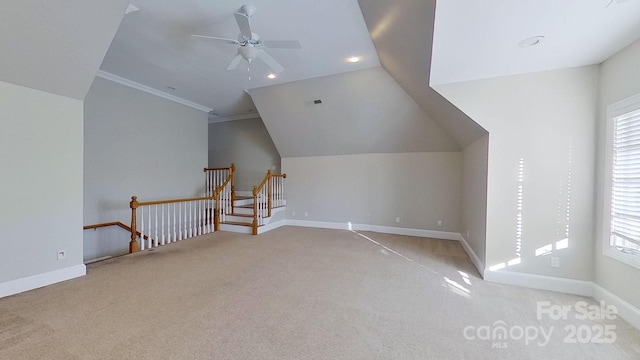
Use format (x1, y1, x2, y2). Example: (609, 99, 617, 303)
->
(604, 93, 640, 268)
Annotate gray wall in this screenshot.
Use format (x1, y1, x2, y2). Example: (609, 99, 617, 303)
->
(436, 66, 599, 281)
(282, 152, 462, 233)
(83, 77, 208, 261)
(461, 134, 489, 269)
(0, 80, 84, 289)
(208, 118, 280, 191)
(249, 67, 460, 158)
(596, 38, 640, 307)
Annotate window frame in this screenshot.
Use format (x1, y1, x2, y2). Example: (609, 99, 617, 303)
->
(603, 93, 640, 269)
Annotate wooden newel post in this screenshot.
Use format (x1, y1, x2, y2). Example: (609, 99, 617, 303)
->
(214, 189, 221, 231)
(267, 170, 273, 217)
(129, 196, 140, 253)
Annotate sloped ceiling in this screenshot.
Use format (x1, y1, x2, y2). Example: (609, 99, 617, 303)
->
(431, 0, 640, 86)
(0, 0, 128, 100)
(99, 0, 380, 118)
(358, 0, 488, 148)
(249, 67, 459, 158)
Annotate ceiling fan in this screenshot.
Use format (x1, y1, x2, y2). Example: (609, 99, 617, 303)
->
(192, 4, 301, 74)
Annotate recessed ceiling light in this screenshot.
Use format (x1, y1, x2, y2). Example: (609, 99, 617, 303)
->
(267, 73, 276, 79)
(519, 36, 545, 48)
(347, 56, 360, 63)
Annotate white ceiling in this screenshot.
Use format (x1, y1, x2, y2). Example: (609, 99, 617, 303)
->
(100, 0, 380, 118)
(431, 0, 640, 85)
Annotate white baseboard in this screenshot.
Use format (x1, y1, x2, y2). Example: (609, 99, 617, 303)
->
(258, 219, 288, 234)
(284, 219, 461, 241)
(0, 264, 86, 299)
(593, 284, 640, 331)
(483, 269, 594, 297)
(457, 234, 485, 277)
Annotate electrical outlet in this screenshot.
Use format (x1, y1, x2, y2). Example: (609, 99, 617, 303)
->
(437, 220, 443, 227)
(551, 257, 560, 268)
(304, 212, 308, 217)
(395, 217, 400, 223)
(57, 251, 66, 260)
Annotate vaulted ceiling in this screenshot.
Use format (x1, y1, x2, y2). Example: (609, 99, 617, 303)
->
(2, 0, 640, 153)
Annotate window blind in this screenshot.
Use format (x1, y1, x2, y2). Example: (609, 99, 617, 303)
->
(611, 109, 640, 254)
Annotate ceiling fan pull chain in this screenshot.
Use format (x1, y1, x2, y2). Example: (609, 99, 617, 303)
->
(247, 63, 251, 80)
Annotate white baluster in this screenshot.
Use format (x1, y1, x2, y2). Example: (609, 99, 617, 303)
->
(147, 206, 151, 249)
(140, 205, 145, 251)
(151, 205, 156, 248)
(178, 202, 182, 240)
(161, 204, 165, 245)
(198, 200, 202, 235)
(188, 201, 193, 238)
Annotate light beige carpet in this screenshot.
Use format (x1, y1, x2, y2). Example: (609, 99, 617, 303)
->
(1, 226, 639, 359)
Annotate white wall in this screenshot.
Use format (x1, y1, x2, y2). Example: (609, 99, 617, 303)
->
(461, 134, 489, 269)
(283, 152, 462, 233)
(435, 66, 598, 281)
(596, 38, 640, 307)
(0, 80, 85, 295)
(83, 77, 208, 261)
(209, 118, 280, 191)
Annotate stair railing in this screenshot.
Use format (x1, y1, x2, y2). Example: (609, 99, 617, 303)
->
(213, 173, 233, 231)
(204, 164, 235, 201)
(252, 170, 287, 235)
(129, 195, 215, 253)
(270, 173, 287, 210)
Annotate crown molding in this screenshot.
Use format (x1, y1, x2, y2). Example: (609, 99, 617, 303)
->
(96, 70, 211, 113)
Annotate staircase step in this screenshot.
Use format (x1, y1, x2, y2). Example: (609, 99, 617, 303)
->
(235, 195, 253, 200)
(222, 221, 255, 227)
(230, 213, 253, 218)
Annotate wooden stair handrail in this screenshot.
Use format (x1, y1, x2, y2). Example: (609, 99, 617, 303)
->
(84, 221, 150, 241)
(204, 163, 235, 209)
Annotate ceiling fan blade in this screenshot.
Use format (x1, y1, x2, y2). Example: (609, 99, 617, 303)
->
(257, 50, 284, 73)
(234, 12, 253, 40)
(226, 53, 244, 70)
(192, 35, 239, 45)
(262, 40, 302, 49)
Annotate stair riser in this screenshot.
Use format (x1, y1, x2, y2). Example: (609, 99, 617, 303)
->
(233, 207, 254, 215)
(220, 223, 253, 234)
(233, 198, 253, 207)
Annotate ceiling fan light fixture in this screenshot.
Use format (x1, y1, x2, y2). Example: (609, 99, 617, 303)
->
(239, 46, 259, 61)
(518, 36, 545, 48)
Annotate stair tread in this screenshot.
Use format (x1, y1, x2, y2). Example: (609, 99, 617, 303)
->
(236, 205, 255, 209)
(222, 221, 254, 226)
(234, 196, 253, 200)
(229, 213, 253, 217)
